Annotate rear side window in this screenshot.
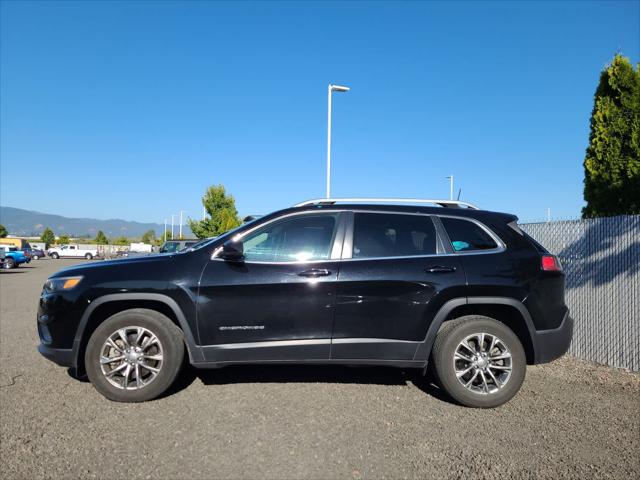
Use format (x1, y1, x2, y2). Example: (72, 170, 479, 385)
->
(352, 213, 437, 258)
(440, 217, 499, 252)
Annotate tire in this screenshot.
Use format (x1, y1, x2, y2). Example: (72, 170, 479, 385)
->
(51, 252, 59, 259)
(33, 255, 39, 260)
(85, 308, 185, 402)
(3, 258, 15, 269)
(431, 315, 526, 408)
(85, 253, 93, 260)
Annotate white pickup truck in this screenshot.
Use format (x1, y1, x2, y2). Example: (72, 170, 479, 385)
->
(48, 244, 99, 260)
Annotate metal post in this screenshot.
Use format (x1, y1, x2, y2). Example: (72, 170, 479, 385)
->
(164, 219, 167, 242)
(446, 175, 454, 200)
(179, 210, 184, 239)
(171, 214, 175, 239)
(326, 84, 332, 198)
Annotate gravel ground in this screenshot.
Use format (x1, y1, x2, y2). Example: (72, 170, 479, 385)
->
(1, 259, 639, 479)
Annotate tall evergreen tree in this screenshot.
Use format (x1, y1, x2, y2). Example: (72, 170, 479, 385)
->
(40, 227, 55, 247)
(94, 230, 108, 245)
(583, 54, 640, 217)
(0, 224, 7, 238)
(188, 185, 242, 239)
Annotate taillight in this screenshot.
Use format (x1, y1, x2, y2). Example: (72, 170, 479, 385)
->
(541, 254, 562, 271)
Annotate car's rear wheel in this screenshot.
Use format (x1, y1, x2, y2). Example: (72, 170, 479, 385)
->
(85, 309, 185, 402)
(32, 254, 39, 260)
(431, 315, 526, 408)
(85, 253, 93, 260)
(51, 252, 59, 259)
(3, 258, 15, 269)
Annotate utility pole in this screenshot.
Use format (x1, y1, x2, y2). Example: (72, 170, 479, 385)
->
(164, 218, 167, 242)
(445, 175, 454, 200)
(179, 210, 185, 239)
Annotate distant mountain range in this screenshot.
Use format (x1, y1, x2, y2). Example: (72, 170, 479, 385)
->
(0, 206, 192, 238)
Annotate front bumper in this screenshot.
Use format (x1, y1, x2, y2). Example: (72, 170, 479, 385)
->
(37, 343, 75, 367)
(532, 312, 574, 364)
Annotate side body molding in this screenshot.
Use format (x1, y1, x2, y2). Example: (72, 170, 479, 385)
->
(72, 293, 203, 365)
(413, 296, 536, 362)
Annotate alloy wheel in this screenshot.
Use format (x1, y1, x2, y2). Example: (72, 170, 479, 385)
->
(453, 332, 513, 395)
(99, 326, 164, 390)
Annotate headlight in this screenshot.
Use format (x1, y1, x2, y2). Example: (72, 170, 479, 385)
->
(44, 276, 83, 292)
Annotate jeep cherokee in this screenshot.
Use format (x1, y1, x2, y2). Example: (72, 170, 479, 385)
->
(37, 198, 573, 407)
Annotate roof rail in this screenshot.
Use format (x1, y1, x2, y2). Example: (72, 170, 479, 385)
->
(294, 198, 479, 209)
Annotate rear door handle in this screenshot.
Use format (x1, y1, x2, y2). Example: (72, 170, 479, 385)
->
(298, 268, 332, 278)
(426, 265, 457, 273)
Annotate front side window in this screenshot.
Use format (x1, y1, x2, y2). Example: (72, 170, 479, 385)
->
(242, 214, 338, 263)
(440, 217, 499, 252)
(352, 213, 437, 259)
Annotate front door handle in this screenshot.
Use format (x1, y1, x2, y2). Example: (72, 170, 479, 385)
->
(298, 268, 332, 278)
(426, 265, 457, 273)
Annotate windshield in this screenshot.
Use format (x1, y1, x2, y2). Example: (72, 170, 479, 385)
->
(181, 218, 262, 253)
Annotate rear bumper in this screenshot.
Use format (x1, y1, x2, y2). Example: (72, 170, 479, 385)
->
(532, 311, 574, 364)
(37, 343, 75, 368)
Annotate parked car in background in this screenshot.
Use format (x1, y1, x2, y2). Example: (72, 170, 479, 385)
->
(0, 245, 28, 269)
(48, 244, 98, 260)
(30, 247, 47, 260)
(158, 240, 197, 253)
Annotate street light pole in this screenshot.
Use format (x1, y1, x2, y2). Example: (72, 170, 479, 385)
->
(326, 83, 350, 198)
(164, 219, 167, 242)
(179, 210, 185, 239)
(446, 175, 454, 200)
(170, 214, 175, 239)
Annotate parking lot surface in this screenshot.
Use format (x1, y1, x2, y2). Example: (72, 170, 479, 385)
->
(1, 259, 639, 479)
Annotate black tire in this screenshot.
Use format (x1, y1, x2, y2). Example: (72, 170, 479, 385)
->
(85, 253, 93, 260)
(33, 255, 39, 260)
(85, 308, 185, 402)
(3, 258, 16, 269)
(431, 315, 526, 408)
(51, 252, 59, 259)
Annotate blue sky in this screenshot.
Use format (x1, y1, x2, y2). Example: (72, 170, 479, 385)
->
(1, 1, 639, 225)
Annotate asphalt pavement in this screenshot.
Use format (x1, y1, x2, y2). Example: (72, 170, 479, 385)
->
(1, 259, 638, 479)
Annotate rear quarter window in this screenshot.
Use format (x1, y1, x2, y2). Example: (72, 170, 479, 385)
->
(440, 217, 499, 252)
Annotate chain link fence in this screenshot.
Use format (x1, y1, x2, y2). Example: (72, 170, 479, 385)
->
(520, 215, 639, 371)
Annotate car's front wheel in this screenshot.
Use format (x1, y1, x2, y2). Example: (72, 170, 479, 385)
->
(85, 309, 185, 402)
(50, 253, 59, 259)
(431, 315, 526, 408)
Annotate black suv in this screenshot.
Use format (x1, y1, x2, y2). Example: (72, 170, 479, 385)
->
(37, 199, 573, 407)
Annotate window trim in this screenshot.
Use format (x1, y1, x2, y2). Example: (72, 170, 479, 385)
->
(211, 210, 347, 264)
(436, 214, 506, 255)
(342, 210, 444, 261)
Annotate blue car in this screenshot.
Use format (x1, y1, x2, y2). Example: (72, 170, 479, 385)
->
(0, 246, 28, 269)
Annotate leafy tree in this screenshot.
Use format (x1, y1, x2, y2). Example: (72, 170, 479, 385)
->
(0, 224, 7, 238)
(188, 184, 242, 239)
(94, 230, 109, 245)
(112, 236, 129, 246)
(40, 227, 55, 247)
(583, 54, 640, 217)
(141, 229, 156, 244)
(57, 234, 71, 245)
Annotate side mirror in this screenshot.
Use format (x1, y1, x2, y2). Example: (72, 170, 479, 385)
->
(220, 239, 244, 262)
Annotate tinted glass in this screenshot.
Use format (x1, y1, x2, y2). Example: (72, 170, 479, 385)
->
(242, 214, 337, 262)
(352, 213, 437, 258)
(440, 217, 498, 252)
